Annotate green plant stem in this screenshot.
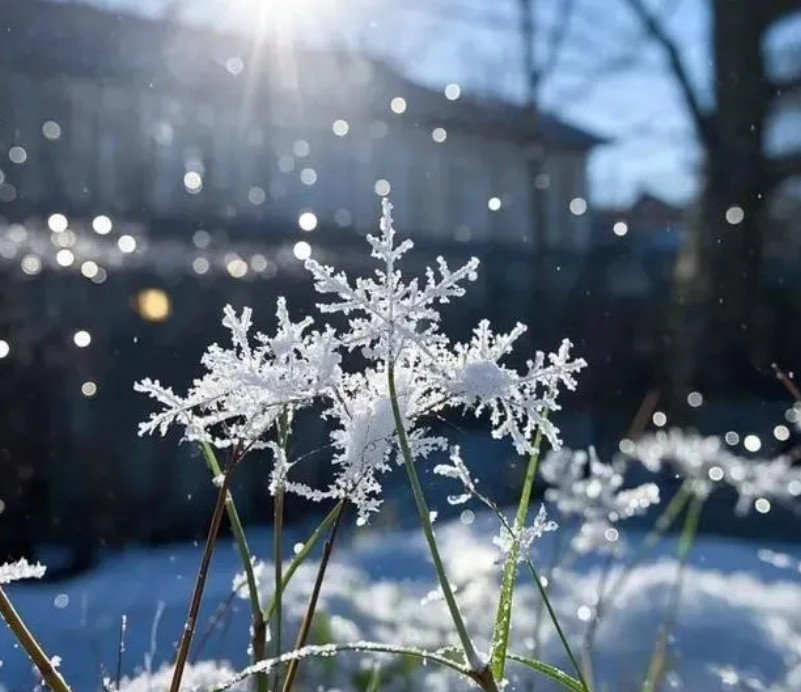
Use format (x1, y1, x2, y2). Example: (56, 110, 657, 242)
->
(642, 495, 704, 692)
(508, 652, 589, 692)
(261, 501, 344, 623)
(280, 500, 347, 692)
(196, 500, 344, 666)
(366, 661, 382, 692)
(0, 585, 73, 692)
(200, 443, 267, 692)
(580, 551, 615, 686)
(386, 365, 494, 689)
(521, 554, 590, 691)
(460, 463, 587, 690)
(169, 456, 237, 692)
(490, 424, 546, 681)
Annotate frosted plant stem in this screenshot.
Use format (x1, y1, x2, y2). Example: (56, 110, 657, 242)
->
(491, 423, 546, 681)
(169, 453, 238, 692)
(468, 484, 587, 690)
(271, 411, 290, 692)
(521, 552, 590, 691)
(272, 484, 285, 692)
(0, 585, 73, 692)
(386, 365, 497, 691)
(642, 495, 704, 692)
(115, 614, 127, 691)
(200, 443, 268, 692)
(210, 643, 585, 692)
(462, 478, 587, 690)
(281, 500, 347, 692)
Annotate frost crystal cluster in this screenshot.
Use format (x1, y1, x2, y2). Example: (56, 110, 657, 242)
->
(492, 504, 559, 562)
(135, 300, 340, 449)
(626, 429, 801, 514)
(136, 199, 586, 523)
(540, 446, 659, 554)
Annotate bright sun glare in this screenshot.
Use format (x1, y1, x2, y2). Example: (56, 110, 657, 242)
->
(225, 0, 346, 36)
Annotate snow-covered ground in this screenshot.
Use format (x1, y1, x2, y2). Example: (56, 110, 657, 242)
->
(2, 512, 801, 692)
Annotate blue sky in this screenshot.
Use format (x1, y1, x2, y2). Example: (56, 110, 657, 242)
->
(72, 0, 716, 207)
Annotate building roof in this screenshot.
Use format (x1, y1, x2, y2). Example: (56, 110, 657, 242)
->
(593, 192, 686, 251)
(1, 0, 605, 150)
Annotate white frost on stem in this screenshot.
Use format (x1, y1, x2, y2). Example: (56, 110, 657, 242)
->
(0, 558, 46, 584)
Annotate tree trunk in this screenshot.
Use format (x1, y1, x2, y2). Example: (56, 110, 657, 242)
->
(664, 0, 773, 407)
(699, 1, 771, 389)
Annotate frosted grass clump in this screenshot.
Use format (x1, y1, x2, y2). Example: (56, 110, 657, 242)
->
(627, 429, 731, 497)
(7, 196, 801, 692)
(134, 198, 585, 524)
(729, 455, 801, 515)
(541, 446, 659, 521)
(3, 198, 592, 692)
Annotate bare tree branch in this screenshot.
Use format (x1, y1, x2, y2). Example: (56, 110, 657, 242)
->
(618, 0, 713, 143)
(769, 152, 801, 189)
(392, 0, 517, 32)
(772, 72, 801, 95)
(763, 0, 801, 29)
(540, 0, 578, 79)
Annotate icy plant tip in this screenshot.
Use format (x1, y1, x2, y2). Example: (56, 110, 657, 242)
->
(493, 505, 558, 563)
(0, 558, 46, 584)
(304, 197, 481, 363)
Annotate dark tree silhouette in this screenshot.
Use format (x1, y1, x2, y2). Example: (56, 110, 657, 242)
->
(622, 0, 801, 405)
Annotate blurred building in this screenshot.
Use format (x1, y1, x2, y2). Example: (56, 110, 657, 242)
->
(0, 0, 603, 252)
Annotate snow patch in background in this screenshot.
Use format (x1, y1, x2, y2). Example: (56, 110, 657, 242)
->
(2, 513, 800, 691)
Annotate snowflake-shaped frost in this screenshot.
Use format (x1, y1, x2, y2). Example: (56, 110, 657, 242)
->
(438, 324, 585, 452)
(135, 300, 340, 450)
(305, 198, 479, 362)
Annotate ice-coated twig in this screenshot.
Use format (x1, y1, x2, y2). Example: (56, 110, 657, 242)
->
(202, 642, 472, 692)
